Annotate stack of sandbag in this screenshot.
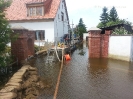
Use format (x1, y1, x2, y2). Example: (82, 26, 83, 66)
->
(0, 65, 45, 99)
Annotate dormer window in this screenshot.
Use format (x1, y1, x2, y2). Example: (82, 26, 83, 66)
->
(26, 2, 44, 17)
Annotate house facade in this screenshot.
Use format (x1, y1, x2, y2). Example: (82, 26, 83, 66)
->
(6, 0, 69, 45)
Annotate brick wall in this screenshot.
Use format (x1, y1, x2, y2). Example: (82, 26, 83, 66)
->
(11, 29, 35, 63)
(89, 30, 110, 58)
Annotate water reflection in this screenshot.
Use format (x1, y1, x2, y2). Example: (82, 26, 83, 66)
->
(83, 41, 88, 48)
(88, 58, 108, 77)
(129, 62, 133, 71)
(28, 42, 133, 99)
(58, 42, 133, 99)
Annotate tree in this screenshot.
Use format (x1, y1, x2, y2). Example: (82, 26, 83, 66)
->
(109, 6, 119, 22)
(74, 25, 79, 36)
(97, 22, 105, 28)
(77, 18, 87, 39)
(119, 19, 132, 25)
(97, 6, 132, 28)
(100, 7, 109, 27)
(0, 0, 12, 67)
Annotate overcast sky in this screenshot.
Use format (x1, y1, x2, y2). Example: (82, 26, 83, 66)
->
(66, 0, 133, 30)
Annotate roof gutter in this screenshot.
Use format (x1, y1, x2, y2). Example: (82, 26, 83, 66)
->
(8, 18, 54, 22)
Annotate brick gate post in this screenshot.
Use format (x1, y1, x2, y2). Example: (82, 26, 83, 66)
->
(88, 29, 111, 58)
(101, 30, 111, 58)
(88, 29, 102, 58)
(11, 26, 35, 63)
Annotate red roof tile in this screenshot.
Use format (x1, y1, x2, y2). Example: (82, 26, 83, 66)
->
(5, 0, 61, 21)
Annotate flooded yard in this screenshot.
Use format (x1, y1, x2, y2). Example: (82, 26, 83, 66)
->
(26, 42, 133, 99)
(28, 55, 61, 99)
(57, 43, 133, 99)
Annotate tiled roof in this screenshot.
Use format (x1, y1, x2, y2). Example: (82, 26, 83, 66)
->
(5, 0, 61, 21)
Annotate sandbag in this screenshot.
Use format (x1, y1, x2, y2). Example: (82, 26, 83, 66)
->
(29, 67, 37, 71)
(0, 86, 17, 93)
(5, 83, 22, 91)
(0, 92, 17, 99)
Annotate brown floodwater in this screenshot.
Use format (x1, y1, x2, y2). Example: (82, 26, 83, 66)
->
(29, 42, 133, 99)
(28, 54, 61, 99)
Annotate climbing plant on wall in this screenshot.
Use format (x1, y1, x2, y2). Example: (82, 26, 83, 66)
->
(112, 27, 131, 35)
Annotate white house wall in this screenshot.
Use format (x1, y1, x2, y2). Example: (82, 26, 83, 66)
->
(54, 0, 69, 42)
(109, 36, 132, 61)
(83, 33, 88, 41)
(9, 21, 54, 42)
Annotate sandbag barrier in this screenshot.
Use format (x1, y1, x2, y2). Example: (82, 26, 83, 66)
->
(0, 65, 45, 99)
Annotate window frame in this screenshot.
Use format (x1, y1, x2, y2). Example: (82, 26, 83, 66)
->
(27, 6, 44, 17)
(35, 30, 45, 40)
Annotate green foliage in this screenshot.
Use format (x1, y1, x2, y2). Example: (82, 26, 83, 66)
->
(97, 22, 105, 28)
(100, 7, 109, 27)
(0, 0, 11, 12)
(112, 27, 131, 35)
(0, 46, 13, 66)
(109, 6, 119, 22)
(0, 0, 12, 67)
(34, 45, 40, 52)
(97, 6, 132, 28)
(119, 19, 132, 25)
(5, 46, 11, 54)
(106, 19, 119, 27)
(74, 18, 87, 39)
(74, 25, 79, 36)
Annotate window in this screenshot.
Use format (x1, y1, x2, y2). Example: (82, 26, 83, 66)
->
(35, 30, 45, 40)
(27, 6, 44, 16)
(61, 12, 64, 21)
(36, 6, 43, 15)
(58, 14, 60, 19)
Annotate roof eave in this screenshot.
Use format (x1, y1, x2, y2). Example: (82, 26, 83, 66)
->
(8, 18, 54, 22)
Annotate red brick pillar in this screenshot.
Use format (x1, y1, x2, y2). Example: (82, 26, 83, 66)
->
(11, 27, 35, 63)
(11, 28, 28, 62)
(101, 30, 111, 58)
(89, 30, 101, 58)
(88, 30, 111, 58)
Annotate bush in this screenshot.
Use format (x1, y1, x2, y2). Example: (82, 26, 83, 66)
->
(34, 45, 39, 52)
(112, 27, 131, 35)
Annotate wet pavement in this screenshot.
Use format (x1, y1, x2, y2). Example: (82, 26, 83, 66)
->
(29, 43, 133, 99)
(57, 43, 133, 99)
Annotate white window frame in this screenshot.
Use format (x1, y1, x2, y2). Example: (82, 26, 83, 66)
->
(35, 30, 45, 40)
(27, 6, 44, 17)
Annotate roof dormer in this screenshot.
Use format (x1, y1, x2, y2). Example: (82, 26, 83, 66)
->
(26, 1, 45, 17)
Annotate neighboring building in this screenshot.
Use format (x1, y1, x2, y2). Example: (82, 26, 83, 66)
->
(5, 0, 69, 45)
(100, 23, 133, 34)
(83, 33, 88, 41)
